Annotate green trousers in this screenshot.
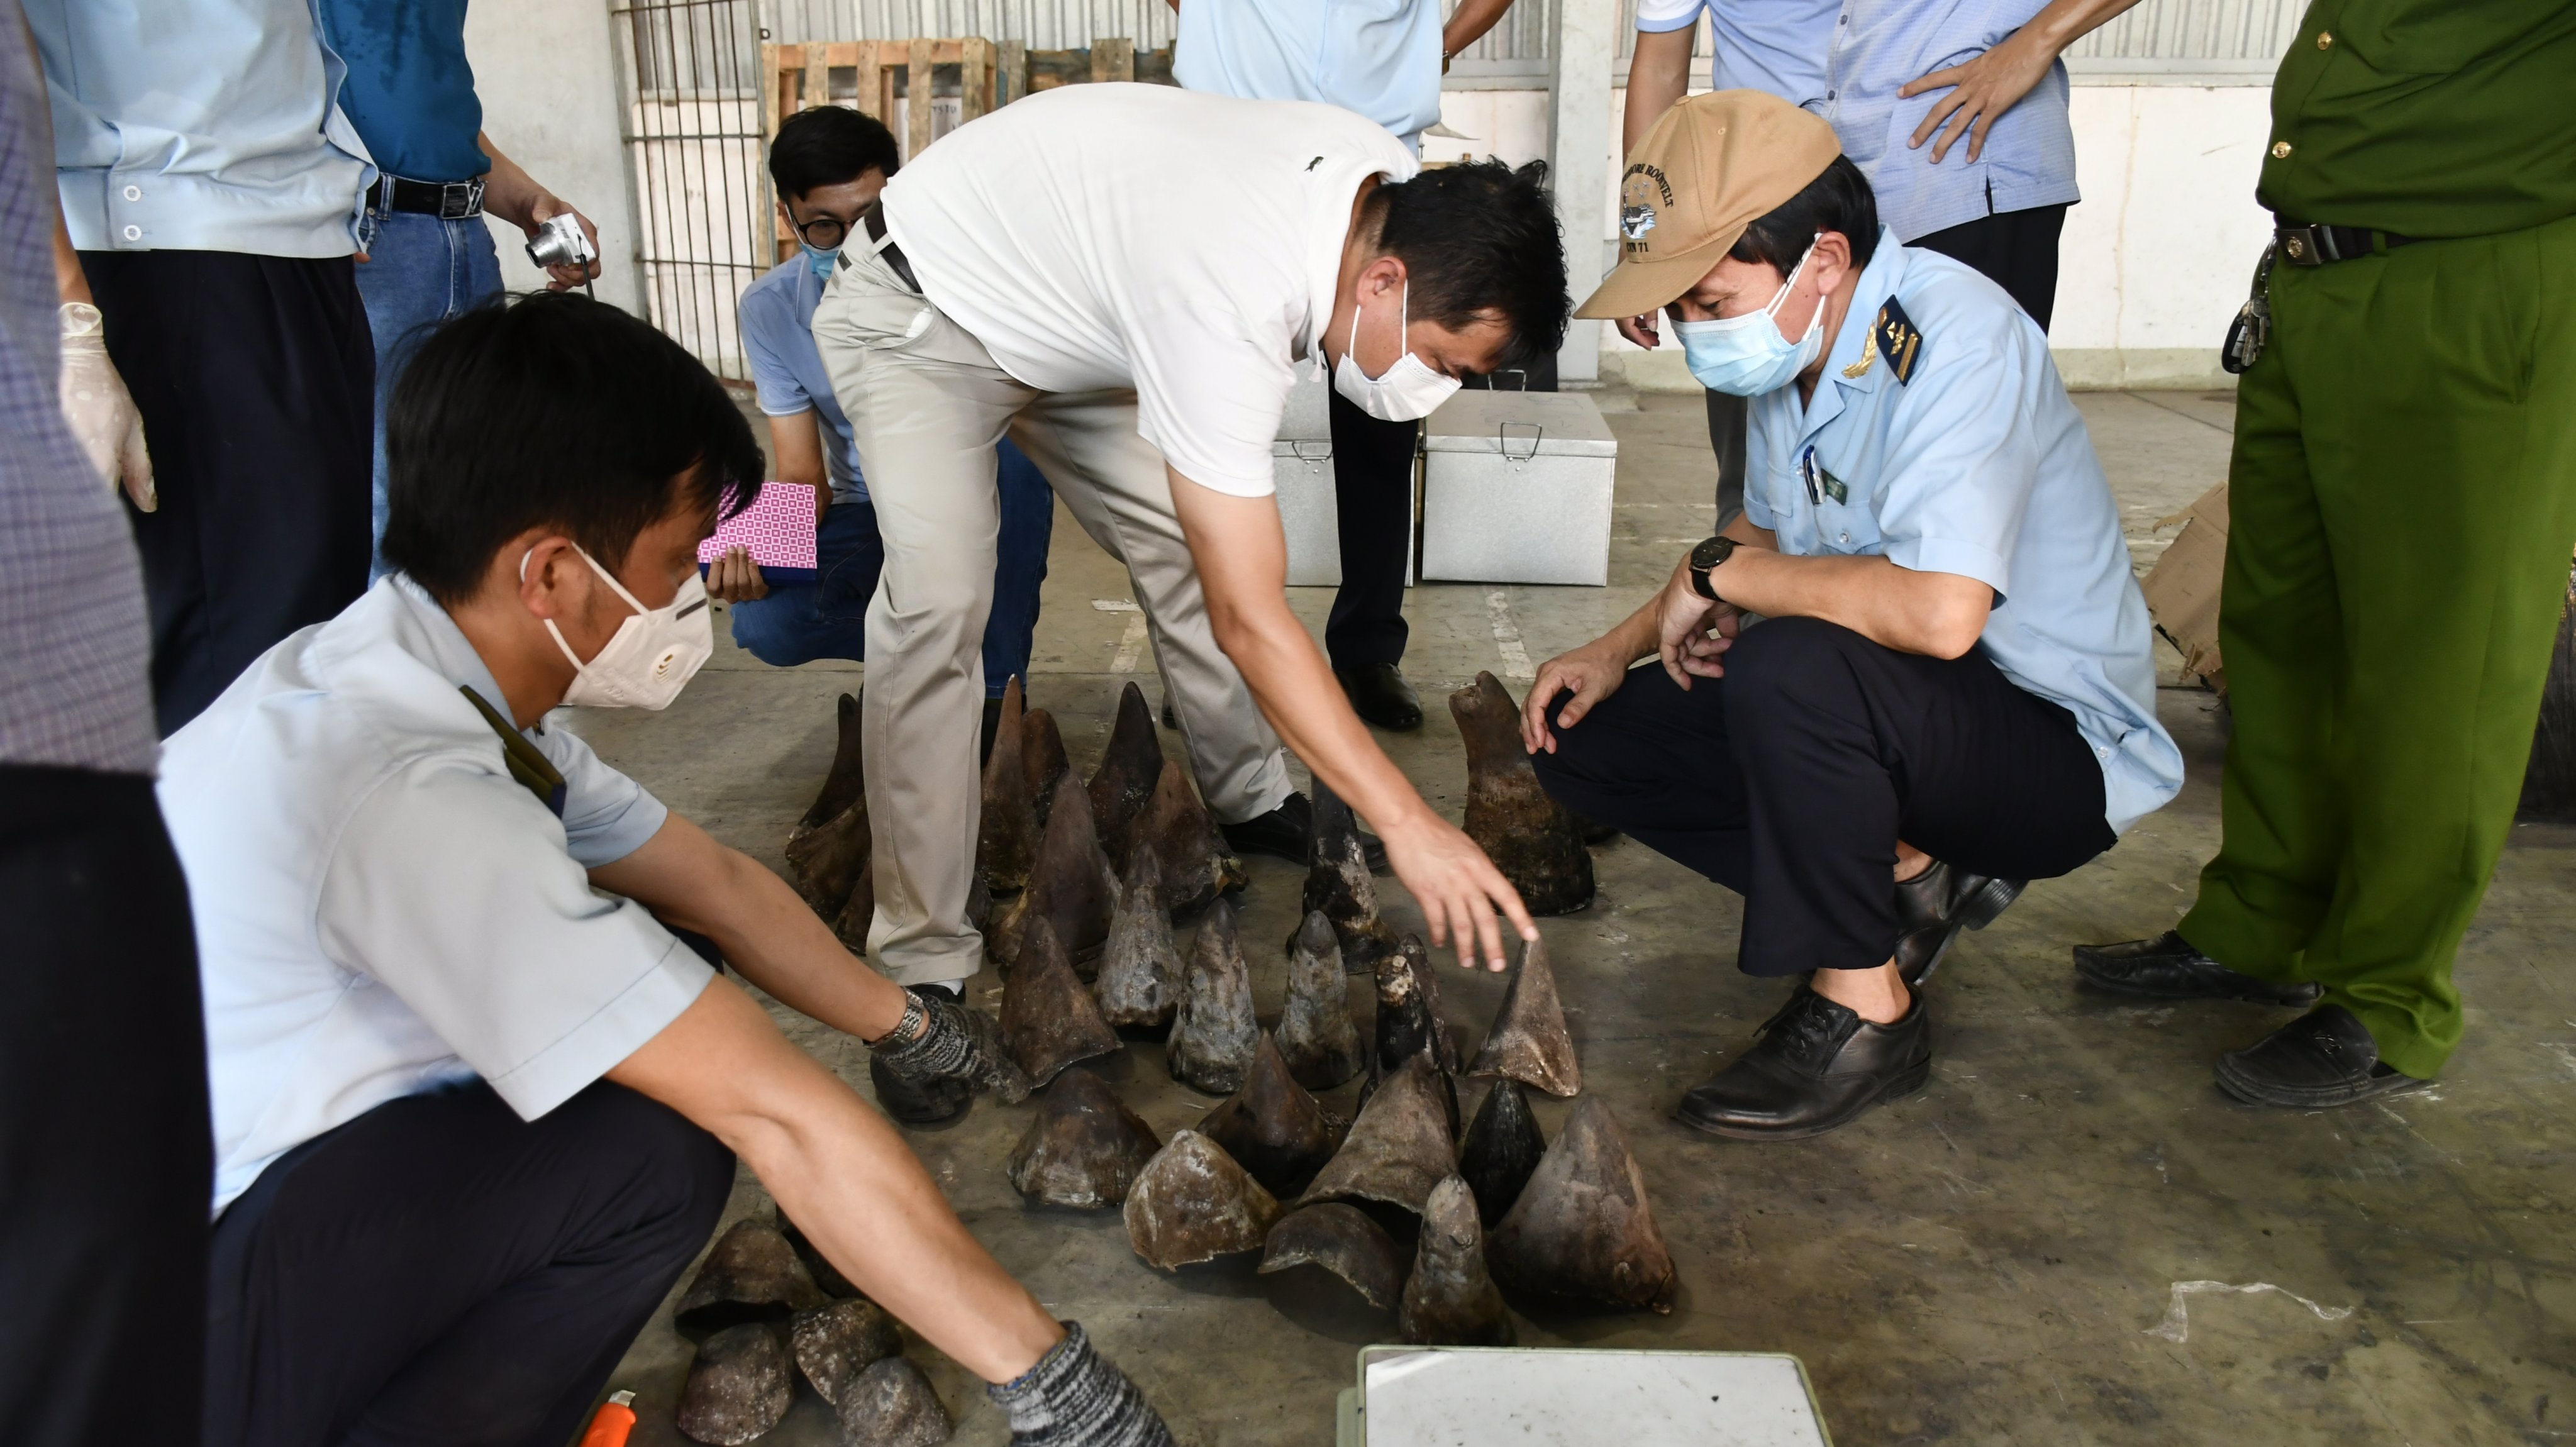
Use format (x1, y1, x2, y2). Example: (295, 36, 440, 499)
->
(2180, 212, 2576, 1078)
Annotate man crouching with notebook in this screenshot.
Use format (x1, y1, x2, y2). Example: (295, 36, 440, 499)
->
(166, 292, 1177, 1447)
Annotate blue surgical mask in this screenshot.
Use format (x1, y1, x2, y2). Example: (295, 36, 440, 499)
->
(1674, 238, 1827, 397)
(802, 241, 842, 277)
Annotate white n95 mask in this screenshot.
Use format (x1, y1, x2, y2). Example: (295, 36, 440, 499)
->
(1674, 236, 1828, 398)
(1332, 279, 1462, 422)
(526, 545, 714, 710)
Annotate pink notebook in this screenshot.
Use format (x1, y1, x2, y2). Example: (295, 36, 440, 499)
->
(697, 482, 819, 578)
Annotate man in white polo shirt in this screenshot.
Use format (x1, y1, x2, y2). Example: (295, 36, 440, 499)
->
(811, 82, 1570, 979)
(167, 295, 1177, 1447)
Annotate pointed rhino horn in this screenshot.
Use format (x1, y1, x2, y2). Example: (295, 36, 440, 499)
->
(1088, 681, 1167, 860)
(1258, 1202, 1406, 1312)
(1094, 848, 1184, 1029)
(1278, 910, 1365, 1092)
(783, 792, 870, 917)
(675, 1322, 793, 1446)
(1467, 934, 1582, 1096)
(1123, 1130, 1282, 1270)
(674, 1219, 829, 1340)
(977, 677, 1038, 896)
(1167, 896, 1258, 1095)
(1452, 671, 1596, 917)
(1000, 916, 1122, 1087)
(1399, 1175, 1515, 1346)
(834, 1356, 953, 1447)
(1198, 1032, 1344, 1197)
(789, 1299, 902, 1406)
(1022, 707, 1070, 824)
(1405, 935, 1463, 1075)
(1298, 1053, 1455, 1215)
(802, 690, 867, 829)
(1488, 1094, 1676, 1314)
(995, 774, 1115, 968)
(1130, 759, 1238, 915)
(1007, 1067, 1163, 1209)
(1458, 1078, 1546, 1228)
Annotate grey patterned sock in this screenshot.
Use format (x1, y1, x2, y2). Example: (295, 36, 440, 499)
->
(988, 1323, 1177, 1447)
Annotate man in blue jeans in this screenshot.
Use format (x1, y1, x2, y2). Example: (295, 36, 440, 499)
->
(319, 0, 606, 579)
(710, 106, 1052, 730)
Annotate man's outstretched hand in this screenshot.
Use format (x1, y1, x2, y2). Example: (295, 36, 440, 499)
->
(1377, 807, 1536, 973)
(1521, 640, 1631, 756)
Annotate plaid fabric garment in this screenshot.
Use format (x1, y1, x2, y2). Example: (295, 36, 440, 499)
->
(0, 17, 156, 773)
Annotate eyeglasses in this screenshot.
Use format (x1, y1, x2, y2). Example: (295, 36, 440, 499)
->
(790, 210, 859, 248)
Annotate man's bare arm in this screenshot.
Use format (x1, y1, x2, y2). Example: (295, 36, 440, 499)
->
(589, 814, 908, 1042)
(1164, 469, 1536, 970)
(1442, 0, 1515, 63)
(606, 979, 1062, 1383)
(1898, 0, 2146, 163)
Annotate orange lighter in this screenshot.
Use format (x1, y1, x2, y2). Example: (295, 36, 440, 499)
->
(577, 1390, 637, 1447)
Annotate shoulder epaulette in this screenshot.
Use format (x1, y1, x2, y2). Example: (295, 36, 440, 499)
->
(1872, 297, 1924, 385)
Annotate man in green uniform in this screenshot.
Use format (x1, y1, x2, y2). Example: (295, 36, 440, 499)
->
(2077, 1, 2576, 1107)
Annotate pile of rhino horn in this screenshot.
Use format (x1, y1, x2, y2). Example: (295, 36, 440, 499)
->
(670, 1217, 952, 1446)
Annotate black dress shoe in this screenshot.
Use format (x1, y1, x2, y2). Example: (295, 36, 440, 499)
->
(1223, 790, 1389, 871)
(1675, 984, 1932, 1141)
(2214, 1004, 2431, 1108)
(869, 1052, 972, 1127)
(2074, 930, 2323, 1006)
(1335, 663, 1424, 732)
(1892, 862, 2026, 987)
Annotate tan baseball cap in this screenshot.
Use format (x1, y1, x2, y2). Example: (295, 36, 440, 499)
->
(1575, 90, 1843, 320)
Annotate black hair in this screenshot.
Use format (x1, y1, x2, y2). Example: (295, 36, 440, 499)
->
(768, 106, 901, 200)
(1731, 155, 1880, 275)
(1366, 159, 1569, 370)
(380, 292, 762, 604)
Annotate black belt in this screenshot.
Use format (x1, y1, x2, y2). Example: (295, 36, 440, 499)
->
(860, 201, 920, 292)
(372, 174, 485, 219)
(2274, 219, 2421, 267)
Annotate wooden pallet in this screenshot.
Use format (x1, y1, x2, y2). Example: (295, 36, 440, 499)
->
(761, 39, 1177, 262)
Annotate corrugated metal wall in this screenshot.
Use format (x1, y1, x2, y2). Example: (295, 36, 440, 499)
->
(614, 0, 2304, 378)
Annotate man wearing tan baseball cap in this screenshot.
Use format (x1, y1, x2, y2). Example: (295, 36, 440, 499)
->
(1515, 90, 2183, 1141)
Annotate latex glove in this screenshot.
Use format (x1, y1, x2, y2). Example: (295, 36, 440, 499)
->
(58, 302, 155, 511)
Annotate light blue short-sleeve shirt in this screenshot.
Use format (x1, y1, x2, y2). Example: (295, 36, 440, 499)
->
(1175, 0, 1443, 148)
(162, 576, 711, 1214)
(1631, 0, 2077, 243)
(1742, 231, 2181, 834)
(742, 255, 866, 505)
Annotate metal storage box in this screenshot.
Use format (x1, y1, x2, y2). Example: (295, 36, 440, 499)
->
(1419, 389, 1617, 586)
(1272, 361, 1414, 587)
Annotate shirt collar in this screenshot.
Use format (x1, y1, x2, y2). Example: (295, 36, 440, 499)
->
(1302, 163, 1388, 363)
(388, 574, 533, 733)
(1798, 225, 1908, 437)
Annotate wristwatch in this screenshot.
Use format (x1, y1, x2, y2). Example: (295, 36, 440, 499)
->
(1688, 535, 1739, 600)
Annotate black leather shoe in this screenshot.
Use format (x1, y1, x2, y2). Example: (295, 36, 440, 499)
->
(869, 1052, 972, 1128)
(1223, 790, 1389, 871)
(2074, 930, 2323, 1006)
(1892, 862, 2026, 987)
(2214, 1004, 2431, 1108)
(1336, 663, 1424, 732)
(1675, 984, 1932, 1140)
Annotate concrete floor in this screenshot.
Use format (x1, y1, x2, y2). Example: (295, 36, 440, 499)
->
(574, 388, 2576, 1447)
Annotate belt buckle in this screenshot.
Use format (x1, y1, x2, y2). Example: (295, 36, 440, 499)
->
(438, 179, 484, 220)
(2277, 223, 2325, 266)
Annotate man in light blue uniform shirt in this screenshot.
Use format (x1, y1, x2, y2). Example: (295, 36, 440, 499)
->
(1168, 0, 1517, 733)
(31, 0, 379, 735)
(714, 106, 1051, 727)
(1523, 93, 2179, 1141)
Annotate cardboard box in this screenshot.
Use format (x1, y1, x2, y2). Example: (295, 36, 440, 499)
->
(1419, 390, 1618, 586)
(2139, 482, 2228, 692)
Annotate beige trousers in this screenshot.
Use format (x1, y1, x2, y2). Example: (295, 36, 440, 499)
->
(811, 247, 1293, 985)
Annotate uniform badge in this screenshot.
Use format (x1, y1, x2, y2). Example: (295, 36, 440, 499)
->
(1818, 467, 1847, 505)
(1872, 298, 1925, 385)
(1619, 166, 1674, 255)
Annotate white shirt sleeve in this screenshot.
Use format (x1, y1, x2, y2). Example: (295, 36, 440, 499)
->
(1634, 0, 1709, 35)
(1128, 296, 1296, 497)
(536, 721, 670, 868)
(314, 758, 712, 1123)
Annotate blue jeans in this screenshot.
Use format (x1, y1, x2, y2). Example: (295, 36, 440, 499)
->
(353, 207, 504, 579)
(728, 440, 1054, 697)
